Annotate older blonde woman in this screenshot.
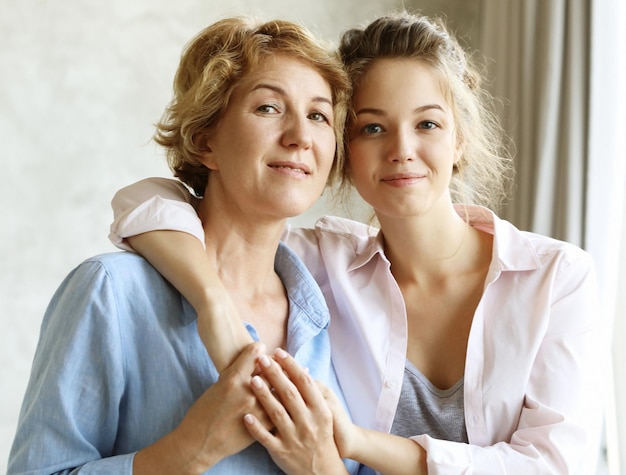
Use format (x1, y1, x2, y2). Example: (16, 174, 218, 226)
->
(8, 17, 358, 475)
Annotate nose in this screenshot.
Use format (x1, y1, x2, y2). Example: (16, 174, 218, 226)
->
(387, 128, 416, 163)
(281, 115, 313, 150)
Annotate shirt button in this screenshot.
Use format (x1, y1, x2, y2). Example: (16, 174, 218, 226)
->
(384, 380, 396, 389)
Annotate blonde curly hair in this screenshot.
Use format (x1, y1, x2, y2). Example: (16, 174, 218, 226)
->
(155, 17, 351, 197)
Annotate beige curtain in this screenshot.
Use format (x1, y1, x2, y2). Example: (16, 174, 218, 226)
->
(479, 0, 626, 474)
(479, 0, 589, 245)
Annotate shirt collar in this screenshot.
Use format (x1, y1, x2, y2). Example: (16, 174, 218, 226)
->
(275, 241, 329, 330)
(456, 204, 542, 272)
(179, 242, 330, 330)
(323, 204, 543, 274)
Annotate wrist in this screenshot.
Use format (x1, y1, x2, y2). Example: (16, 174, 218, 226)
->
(343, 425, 367, 463)
(194, 299, 253, 372)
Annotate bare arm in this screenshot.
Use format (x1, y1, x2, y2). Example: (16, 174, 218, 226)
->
(111, 178, 252, 371)
(128, 231, 253, 372)
(342, 426, 427, 475)
(316, 359, 428, 475)
(247, 349, 427, 475)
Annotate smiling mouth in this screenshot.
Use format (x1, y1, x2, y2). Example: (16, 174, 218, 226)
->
(381, 173, 425, 182)
(380, 173, 426, 187)
(268, 162, 311, 175)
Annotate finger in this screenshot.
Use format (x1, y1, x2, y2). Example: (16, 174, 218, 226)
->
(315, 381, 344, 418)
(221, 341, 267, 381)
(243, 412, 279, 451)
(250, 373, 296, 435)
(257, 353, 309, 421)
(271, 348, 325, 409)
(216, 342, 270, 427)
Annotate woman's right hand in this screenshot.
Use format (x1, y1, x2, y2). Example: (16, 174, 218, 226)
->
(133, 342, 271, 474)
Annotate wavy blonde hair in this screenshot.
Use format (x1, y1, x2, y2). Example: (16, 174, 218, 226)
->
(155, 17, 351, 196)
(338, 11, 514, 211)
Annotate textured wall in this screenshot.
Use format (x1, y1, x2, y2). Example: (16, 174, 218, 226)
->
(0, 0, 480, 468)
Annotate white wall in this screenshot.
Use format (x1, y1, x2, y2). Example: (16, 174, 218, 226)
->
(0, 0, 403, 468)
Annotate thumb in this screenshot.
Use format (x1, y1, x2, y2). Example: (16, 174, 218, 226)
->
(221, 341, 267, 380)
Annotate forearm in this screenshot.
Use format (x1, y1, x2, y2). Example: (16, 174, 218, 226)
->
(127, 231, 253, 371)
(347, 427, 427, 475)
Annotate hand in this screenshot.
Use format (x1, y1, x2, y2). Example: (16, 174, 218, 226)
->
(243, 348, 349, 475)
(315, 380, 359, 461)
(320, 383, 428, 475)
(183, 342, 273, 460)
(134, 342, 272, 474)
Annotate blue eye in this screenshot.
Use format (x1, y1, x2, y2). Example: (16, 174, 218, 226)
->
(418, 120, 438, 130)
(363, 124, 383, 134)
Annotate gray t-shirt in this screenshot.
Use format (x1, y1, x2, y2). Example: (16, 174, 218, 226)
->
(390, 359, 468, 443)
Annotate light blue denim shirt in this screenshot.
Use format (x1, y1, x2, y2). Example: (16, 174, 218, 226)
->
(8, 243, 359, 474)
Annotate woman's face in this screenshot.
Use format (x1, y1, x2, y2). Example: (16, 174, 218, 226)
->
(348, 58, 462, 221)
(199, 54, 336, 222)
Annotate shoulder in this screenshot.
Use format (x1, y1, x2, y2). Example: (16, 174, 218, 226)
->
(519, 230, 596, 290)
(79, 251, 156, 275)
(67, 252, 175, 297)
(522, 230, 592, 264)
(464, 204, 594, 275)
(58, 252, 192, 324)
(43, 253, 165, 335)
(496, 216, 594, 271)
(487, 214, 596, 294)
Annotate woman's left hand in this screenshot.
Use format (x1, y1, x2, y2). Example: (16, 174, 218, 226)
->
(243, 348, 349, 475)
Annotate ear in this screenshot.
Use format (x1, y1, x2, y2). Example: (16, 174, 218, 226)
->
(194, 132, 219, 170)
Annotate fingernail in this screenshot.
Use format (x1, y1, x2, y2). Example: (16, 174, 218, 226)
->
(259, 355, 271, 368)
(244, 414, 254, 424)
(251, 375, 264, 388)
(274, 348, 288, 359)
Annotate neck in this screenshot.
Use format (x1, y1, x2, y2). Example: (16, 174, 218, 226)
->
(197, 192, 286, 297)
(379, 203, 487, 284)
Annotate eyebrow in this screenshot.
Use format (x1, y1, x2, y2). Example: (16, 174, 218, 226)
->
(252, 83, 333, 107)
(355, 104, 445, 116)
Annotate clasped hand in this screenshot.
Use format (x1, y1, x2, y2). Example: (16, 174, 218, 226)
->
(243, 347, 353, 475)
(173, 343, 355, 474)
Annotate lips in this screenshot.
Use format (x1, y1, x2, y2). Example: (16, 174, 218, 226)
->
(381, 172, 425, 184)
(268, 161, 312, 175)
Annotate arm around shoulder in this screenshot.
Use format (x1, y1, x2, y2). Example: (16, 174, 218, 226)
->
(109, 177, 204, 251)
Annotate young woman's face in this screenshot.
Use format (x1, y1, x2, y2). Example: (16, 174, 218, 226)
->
(200, 54, 336, 222)
(348, 58, 462, 220)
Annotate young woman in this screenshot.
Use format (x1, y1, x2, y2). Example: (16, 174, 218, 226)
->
(108, 12, 602, 474)
(8, 17, 359, 475)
